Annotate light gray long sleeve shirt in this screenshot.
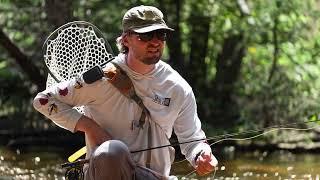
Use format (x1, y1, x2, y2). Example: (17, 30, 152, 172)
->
(33, 53, 212, 176)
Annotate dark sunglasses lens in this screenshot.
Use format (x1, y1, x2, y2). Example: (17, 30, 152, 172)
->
(155, 31, 166, 41)
(137, 31, 167, 41)
(138, 33, 154, 41)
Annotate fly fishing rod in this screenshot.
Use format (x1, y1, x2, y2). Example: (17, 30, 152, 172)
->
(62, 117, 320, 169)
(61, 137, 208, 168)
(59, 107, 320, 180)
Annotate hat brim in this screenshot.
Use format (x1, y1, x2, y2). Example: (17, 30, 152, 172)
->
(132, 24, 174, 33)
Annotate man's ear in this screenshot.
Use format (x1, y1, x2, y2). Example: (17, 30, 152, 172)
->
(122, 34, 129, 46)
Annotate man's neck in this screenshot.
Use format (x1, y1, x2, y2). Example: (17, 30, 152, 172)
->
(125, 54, 155, 75)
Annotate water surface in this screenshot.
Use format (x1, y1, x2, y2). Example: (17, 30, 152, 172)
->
(0, 146, 319, 179)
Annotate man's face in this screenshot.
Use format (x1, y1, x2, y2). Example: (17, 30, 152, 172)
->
(124, 30, 166, 65)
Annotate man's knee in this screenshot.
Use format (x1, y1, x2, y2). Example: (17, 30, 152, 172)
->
(91, 140, 130, 164)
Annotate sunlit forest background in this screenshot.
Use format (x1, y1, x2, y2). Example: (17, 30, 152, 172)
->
(1, 0, 320, 154)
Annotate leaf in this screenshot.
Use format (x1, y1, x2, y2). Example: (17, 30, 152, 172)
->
(0, 61, 7, 69)
(307, 114, 320, 124)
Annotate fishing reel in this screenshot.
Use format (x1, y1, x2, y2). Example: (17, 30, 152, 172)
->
(62, 159, 89, 180)
(65, 167, 84, 180)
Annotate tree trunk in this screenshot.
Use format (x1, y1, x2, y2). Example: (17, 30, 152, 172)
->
(210, 33, 246, 128)
(158, 0, 185, 75)
(187, 15, 211, 89)
(0, 29, 46, 90)
(44, 0, 74, 29)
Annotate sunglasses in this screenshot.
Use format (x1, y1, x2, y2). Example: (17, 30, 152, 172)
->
(130, 30, 167, 42)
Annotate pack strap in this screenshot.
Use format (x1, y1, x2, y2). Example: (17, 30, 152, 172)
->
(103, 62, 150, 128)
(103, 62, 152, 167)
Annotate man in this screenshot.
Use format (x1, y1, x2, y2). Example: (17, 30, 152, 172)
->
(33, 5, 217, 180)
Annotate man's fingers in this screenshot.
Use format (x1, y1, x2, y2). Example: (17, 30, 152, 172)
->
(195, 153, 218, 176)
(196, 165, 213, 176)
(196, 156, 214, 175)
(201, 152, 211, 159)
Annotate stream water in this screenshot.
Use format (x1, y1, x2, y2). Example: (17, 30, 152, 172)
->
(0, 146, 319, 179)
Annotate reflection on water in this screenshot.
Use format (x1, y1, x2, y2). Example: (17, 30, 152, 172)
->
(0, 146, 319, 179)
(172, 146, 320, 179)
(0, 146, 65, 179)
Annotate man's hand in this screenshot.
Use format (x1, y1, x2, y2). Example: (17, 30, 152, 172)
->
(195, 150, 218, 176)
(75, 115, 112, 147)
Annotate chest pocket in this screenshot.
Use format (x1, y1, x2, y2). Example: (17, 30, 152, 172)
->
(143, 96, 174, 134)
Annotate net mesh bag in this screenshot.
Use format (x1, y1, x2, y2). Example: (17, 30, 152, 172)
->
(43, 22, 114, 113)
(44, 23, 114, 88)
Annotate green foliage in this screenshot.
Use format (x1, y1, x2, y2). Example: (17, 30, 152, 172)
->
(0, 63, 37, 129)
(236, 0, 320, 132)
(0, 0, 320, 136)
(0, 0, 45, 129)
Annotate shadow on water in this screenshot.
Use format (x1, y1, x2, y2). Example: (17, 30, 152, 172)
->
(0, 146, 319, 179)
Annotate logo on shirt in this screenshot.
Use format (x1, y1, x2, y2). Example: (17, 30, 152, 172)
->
(153, 93, 171, 106)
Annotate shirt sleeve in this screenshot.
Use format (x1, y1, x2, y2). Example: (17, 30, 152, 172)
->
(33, 76, 107, 132)
(173, 89, 212, 167)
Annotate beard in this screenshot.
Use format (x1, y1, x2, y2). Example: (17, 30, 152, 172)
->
(141, 51, 163, 65)
(141, 56, 161, 65)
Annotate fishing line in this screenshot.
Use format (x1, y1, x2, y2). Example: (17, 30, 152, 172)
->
(131, 119, 320, 153)
(62, 119, 320, 168)
(178, 120, 320, 178)
(62, 118, 320, 180)
(134, 118, 320, 155)
(62, 121, 320, 180)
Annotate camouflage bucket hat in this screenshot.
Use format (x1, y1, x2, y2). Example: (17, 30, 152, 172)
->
(122, 5, 174, 33)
